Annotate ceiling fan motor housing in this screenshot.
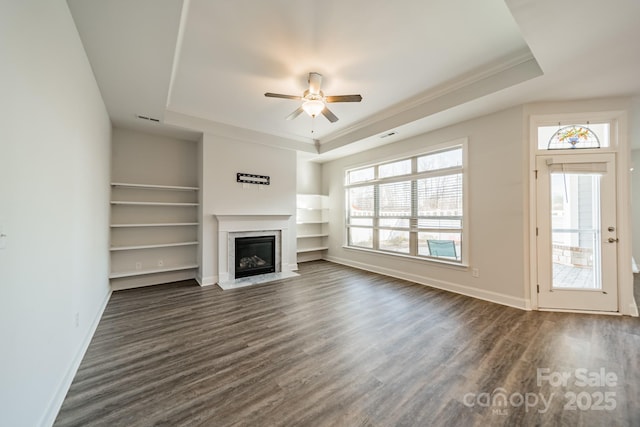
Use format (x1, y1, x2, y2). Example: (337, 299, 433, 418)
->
(303, 89, 324, 101)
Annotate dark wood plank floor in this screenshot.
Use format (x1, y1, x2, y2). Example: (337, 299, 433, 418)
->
(55, 261, 640, 427)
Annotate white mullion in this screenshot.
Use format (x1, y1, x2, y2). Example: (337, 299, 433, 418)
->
(373, 165, 380, 250)
(416, 228, 463, 234)
(410, 157, 418, 255)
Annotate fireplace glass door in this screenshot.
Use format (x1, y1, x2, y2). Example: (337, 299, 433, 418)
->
(234, 236, 276, 278)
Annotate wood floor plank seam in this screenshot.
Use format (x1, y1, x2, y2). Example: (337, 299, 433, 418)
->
(54, 261, 640, 426)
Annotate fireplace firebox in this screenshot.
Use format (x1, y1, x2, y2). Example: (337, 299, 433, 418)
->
(234, 235, 276, 278)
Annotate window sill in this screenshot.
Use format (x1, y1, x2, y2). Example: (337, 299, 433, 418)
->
(342, 245, 469, 269)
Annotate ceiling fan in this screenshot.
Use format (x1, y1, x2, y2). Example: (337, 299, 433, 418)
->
(264, 72, 362, 123)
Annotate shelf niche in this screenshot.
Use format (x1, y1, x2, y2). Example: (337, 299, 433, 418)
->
(109, 182, 199, 290)
(296, 194, 329, 263)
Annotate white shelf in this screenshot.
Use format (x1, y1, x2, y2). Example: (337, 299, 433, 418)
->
(297, 246, 329, 253)
(110, 222, 199, 228)
(111, 182, 198, 191)
(110, 241, 198, 251)
(109, 264, 199, 279)
(111, 201, 199, 206)
(296, 194, 329, 261)
(297, 233, 329, 239)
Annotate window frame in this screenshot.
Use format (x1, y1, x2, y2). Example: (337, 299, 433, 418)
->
(344, 138, 469, 266)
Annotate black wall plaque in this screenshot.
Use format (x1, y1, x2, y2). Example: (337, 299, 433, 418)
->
(237, 173, 270, 185)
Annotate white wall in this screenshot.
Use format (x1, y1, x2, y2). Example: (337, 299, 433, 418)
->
(525, 97, 635, 315)
(0, 1, 112, 426)
(112, 127, 198, 186)
(322, 107, 528, 308)
(198, 135, 297, 284)
(631, 96, 640, 267)
(633, 149, 640, 265)
(297, 155, 323, 195)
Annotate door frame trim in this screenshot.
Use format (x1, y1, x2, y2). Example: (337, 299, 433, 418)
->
(527, 109, 636, 315)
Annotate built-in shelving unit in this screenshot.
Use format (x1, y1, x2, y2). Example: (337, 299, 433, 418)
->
(296, 194, 329, 262)
(109, 182, 199, 289)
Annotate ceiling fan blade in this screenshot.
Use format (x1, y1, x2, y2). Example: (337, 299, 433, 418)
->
(321, 106, 338, 123)
(308, 72, 322, 95)
(286, 106, 304, 120)
(265, 92, 301, 100)
(325, 94, 362, 103)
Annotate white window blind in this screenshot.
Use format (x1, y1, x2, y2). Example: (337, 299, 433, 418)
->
(546, 161, 608, 174)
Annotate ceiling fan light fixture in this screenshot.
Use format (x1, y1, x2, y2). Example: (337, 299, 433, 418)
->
(302, 99, 325, 117)
(265, 72, 361, 122)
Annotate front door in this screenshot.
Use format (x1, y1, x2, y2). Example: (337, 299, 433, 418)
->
(536, 153, 618, 312)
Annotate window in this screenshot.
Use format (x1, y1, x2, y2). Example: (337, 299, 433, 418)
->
(345, 142, 466, 263)
(537, 122, 610, 150)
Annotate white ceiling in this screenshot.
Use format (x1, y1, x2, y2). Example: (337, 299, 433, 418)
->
(67, 0, 640, 160)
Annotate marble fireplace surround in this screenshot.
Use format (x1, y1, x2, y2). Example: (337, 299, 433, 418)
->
(214, 214, 298, 290)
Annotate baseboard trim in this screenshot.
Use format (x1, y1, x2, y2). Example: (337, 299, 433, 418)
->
(196, 275, 217, 286)
(628, 301, 639, 317)
(41, 289, 112, 427)
(324, 255, 529, 311)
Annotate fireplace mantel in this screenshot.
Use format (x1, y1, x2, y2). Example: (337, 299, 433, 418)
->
(215, 214, 291, 222)
(214, 214, 297, 289)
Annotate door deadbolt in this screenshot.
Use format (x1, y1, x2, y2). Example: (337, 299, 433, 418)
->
(608, 226, 615, 232)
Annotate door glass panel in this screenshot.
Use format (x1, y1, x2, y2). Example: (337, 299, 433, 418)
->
(550, 172, 602, 289)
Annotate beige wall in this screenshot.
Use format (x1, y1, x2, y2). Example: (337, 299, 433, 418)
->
(633, 150, 640, 265)
(0, 1, 112, 425)
(112, 128, 198, 186)
(321, 98, 636, 312)
(322, 106, 528, 307)
(525, 97, 635, 314)
(297, 154, 323, 195)
(631, 96, 640, 267)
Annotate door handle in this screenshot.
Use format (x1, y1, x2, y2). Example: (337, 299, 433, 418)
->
(607, 237, 619, 243)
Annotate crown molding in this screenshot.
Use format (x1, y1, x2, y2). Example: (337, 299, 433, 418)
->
(164, 109, 317, 153)
(319, 49, 542, 153)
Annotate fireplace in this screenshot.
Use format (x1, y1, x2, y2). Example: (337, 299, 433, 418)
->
(213, 214, 298, 289)
(234, 235, 276, 278)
